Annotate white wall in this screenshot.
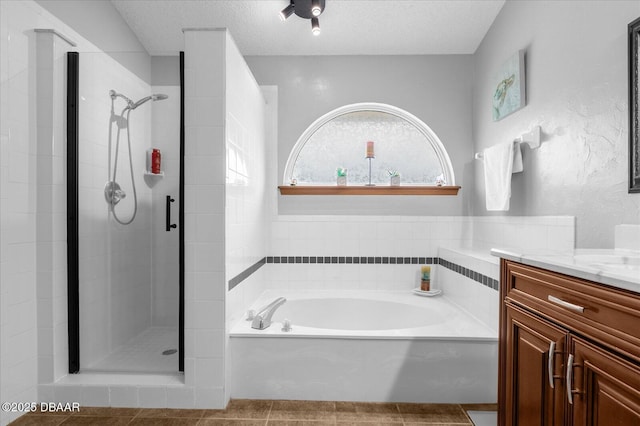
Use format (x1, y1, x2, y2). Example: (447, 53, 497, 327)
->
(472, 0, 640, 248)
(245, 55, 475, 216)
(35, 0, 150, 83)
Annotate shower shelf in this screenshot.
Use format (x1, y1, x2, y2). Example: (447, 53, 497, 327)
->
(144, 171, 164, 177)
(278, 185, 460, 196)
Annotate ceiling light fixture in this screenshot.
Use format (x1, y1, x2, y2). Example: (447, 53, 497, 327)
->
(279, 2, 295, 21)
(311, 17, 320, 36)
(311, 0, 322, 17)
(279, 0, 326, 35)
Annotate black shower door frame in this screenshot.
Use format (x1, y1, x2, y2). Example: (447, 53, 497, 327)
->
(66, 51, 186, 373)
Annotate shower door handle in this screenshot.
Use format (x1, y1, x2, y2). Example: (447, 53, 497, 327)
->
(166, 195, 177, 231)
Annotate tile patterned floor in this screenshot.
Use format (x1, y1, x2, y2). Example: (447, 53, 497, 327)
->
(10, 399, 492, 425)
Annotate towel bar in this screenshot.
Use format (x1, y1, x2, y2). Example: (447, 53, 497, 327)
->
(475, 125, 541, 160)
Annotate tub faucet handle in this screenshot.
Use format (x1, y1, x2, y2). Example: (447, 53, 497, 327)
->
(246, 309, 255, 321)
(282, 319, 292, 332)
(251, 297, 287, 330)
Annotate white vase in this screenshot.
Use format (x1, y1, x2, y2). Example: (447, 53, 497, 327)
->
(337, 176, 347, 186)
(390, 176, 400, 186)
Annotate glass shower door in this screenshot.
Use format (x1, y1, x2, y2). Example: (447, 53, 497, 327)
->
(72, 51, 181, 374)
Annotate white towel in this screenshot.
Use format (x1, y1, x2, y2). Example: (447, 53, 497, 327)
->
(483, 141, 523, 211)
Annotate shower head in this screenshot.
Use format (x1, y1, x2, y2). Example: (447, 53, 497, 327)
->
(110, 89, 168, 110)
(130, 93, 169, 110)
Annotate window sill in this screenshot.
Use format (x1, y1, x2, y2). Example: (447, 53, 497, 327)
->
(278, 185, 460, 196)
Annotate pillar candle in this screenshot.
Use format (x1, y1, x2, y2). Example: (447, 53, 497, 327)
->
(366, 141, 375, 158)
(421, 265, 431, 280)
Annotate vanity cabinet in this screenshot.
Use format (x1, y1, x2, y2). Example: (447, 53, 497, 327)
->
(498, 260, 640, 426)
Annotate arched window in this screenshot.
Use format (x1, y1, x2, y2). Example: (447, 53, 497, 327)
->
(283, 103, 455, 186)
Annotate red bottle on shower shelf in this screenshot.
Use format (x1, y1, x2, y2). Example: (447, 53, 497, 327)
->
(151, 148, 161, 174)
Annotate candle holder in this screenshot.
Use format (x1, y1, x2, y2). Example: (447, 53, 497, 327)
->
(365, 157, 375, 186)
(365, 141, 375, 186)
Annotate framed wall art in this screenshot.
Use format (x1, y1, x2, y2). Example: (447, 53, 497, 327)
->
(492, 49, 526, 121)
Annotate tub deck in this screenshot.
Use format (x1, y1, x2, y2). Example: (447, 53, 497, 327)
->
(230, 290, 497, 340)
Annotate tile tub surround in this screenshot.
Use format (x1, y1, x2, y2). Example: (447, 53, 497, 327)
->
(267, 216, 575, 257)
(227, 247, 501, 335)
(8, 399, 483, 425)
(437, 247, 500, 334)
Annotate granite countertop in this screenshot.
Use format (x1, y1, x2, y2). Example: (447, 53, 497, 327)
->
(491, 248, 640, 294)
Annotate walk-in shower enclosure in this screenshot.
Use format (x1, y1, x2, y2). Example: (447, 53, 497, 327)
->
(68, 51, 182, 374)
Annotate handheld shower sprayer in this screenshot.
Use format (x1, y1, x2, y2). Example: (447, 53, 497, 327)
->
(106, 89, 169, 225)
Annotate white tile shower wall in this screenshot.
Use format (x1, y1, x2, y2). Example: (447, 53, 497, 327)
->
(77, 50, 153, 370)
(183, 28, 227, 408)
(35, 30, 71, 386)
(224, 31, 266, 286)
(150, 85, 180, 327)
(1, 2, 43, 423)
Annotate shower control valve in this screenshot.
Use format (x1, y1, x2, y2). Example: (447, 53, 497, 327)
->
(104, 181, 126, 206)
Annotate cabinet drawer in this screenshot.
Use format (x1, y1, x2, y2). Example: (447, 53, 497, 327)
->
(503, 260, 640, 363)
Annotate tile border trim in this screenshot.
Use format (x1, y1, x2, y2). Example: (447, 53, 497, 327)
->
(438, 258, 499, 291)
(266, 256, 438, 265)
(228, 256, 498, 292)
(228, 257, 266, 291)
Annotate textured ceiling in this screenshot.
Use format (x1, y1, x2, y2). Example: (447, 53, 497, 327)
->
(110, 0, 505, 56)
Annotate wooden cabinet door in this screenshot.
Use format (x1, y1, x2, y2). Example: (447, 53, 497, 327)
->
(504, 304, 568, 426)
(571, 337, 640, 426)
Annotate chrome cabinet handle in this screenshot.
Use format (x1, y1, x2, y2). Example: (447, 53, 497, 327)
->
(548, 341, 556, 389)
(548, 295, 585, 313)
(566, 353, 574, 405)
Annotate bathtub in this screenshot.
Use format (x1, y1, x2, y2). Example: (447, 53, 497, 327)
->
(229, 290, 498, 403)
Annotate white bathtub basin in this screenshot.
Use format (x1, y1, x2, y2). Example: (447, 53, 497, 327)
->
(272, 297, 445, 330)
(231, 290, 496, 339)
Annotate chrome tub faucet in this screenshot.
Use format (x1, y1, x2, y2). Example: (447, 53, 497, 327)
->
(251, 297, 287, 330)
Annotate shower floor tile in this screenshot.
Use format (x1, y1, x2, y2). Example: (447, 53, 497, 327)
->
(13, 400, 490, 425)
(85, 327, 178, 373)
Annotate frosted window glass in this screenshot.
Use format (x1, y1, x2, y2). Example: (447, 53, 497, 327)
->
(290, 110, 444, 185)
